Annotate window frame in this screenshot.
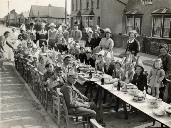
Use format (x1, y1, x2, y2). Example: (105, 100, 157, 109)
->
(97, 0, 100, 9)
(152, 15, 171, 38)
(72, 0, 74, 11)
(91, 0, 94, 9)
(86, 0, 89, 10)
(76, 0, 78, 11)
(126, 15, 143, 35)
(80, 0, 82, 10)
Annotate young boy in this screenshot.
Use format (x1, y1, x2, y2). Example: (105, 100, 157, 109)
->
(79, 47, 87, 63)
(47, 66, 66, 90)
(85, 49, 95, 67)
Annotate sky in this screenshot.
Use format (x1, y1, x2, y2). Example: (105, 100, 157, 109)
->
(0, 0, 71, 18)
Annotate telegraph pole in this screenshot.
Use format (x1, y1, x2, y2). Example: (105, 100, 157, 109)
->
(8, 1, 10, 26)
(65, 0, 67, 24)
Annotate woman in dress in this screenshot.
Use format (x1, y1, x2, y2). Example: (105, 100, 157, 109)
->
(131, 62, 147, 91)
(91, 30, 101, 50)
(99, 28, 114, 52)
(1, 31, 14, 62)
(85, 30, 94, 50)
(125, 30, 140, 56)
(159, 44, 171, 102)
(10, 27, 19, 46)
(36, 22, 48, 48)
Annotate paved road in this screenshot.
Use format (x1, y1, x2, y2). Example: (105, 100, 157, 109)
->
(0, 25, 20, 35)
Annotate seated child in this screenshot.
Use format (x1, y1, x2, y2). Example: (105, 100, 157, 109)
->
(79, 47, 87, 63)
(95, 53, 104, 72)
(112, 60, 125, 80)
(37, 55, 46, 73)
(123, 62, 135, 83)
(43, 61, 55, 85)
(47, 66, 66, 90)
(85, 49, 95, 67)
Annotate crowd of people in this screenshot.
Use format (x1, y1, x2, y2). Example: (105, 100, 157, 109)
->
(0, 21, 171, 127)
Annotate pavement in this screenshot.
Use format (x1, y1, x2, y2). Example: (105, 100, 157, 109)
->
(0, 62, 58, 128)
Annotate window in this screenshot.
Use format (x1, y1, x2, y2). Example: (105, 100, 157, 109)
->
(91, 0, 94, 9)
(153, 17, 162, 37)
(76, 0, 78, 10)
(80, 0, 82, 10)
(127, 18, 134, 33)
(163, 18, 171, 37)
(86, 0, 89, 9)
(152, 16, 171, 38)
(97, 16, 100, 26)
(97, 0, 100, 9)
(85, 17, 94, 27)
(141, 0, 153, 5)
(72, 0, 74, 11)
(89, 17, 94, 27)
(126, 15, 142, 34)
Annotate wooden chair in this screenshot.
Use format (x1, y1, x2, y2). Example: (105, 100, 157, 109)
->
(42, 85, 50, 111)
(32, 68, 39, 97)
(27, 63, 32, 87)
(56, 88, 88, 128)
(52, 88, 64, 127)
(38, 71, 44, 103)
(30, 65, 35, 91)
(18, 55, 24, 75)
(90, 119, 104, 128)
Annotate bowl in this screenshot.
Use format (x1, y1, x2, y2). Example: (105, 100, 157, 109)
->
(147, 98, 162, 108)
(128, 89, 140, 96)
(153, 108, 165, 116)
(164, 106, 171, 116)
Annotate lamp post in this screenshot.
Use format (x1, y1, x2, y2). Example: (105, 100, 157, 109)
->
(8, 1, 10, 27)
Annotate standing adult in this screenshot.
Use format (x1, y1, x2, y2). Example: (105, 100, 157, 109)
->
(0, 31, 14, 62)
(85, 30, 94, 49)
(10, 27, 19, 46)
(27, 21, 37, 44)
(48, 23, 58, 49)
(62, 24, 69, 43)
(159, 44, 171, 103)
(99, 28, 114, 52)
(91, 30, 101, 50)
(125, 30, 140, 56)
(37, 22, 48, 48)
(70, 24, 82, 44)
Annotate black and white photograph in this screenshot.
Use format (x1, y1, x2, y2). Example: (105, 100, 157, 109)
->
(0, 0, 171, 128)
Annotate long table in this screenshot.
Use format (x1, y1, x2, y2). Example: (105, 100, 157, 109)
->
(77, 72, 171, 128)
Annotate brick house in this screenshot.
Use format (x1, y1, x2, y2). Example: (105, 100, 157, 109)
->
(71, 0, 129, 33)
(29, 4, 69, 25)
(122, 0, 171, 55)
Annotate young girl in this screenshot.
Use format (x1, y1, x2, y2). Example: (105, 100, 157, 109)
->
(95, 54, 104, 72)
(148, 59, 165, 98)
(112, 60, 125, 80)
(37, 55, 46, 73)
(123, 62, 135, 83)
